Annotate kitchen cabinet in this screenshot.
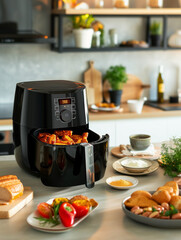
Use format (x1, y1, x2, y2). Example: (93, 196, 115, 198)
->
(51, 8, 181, 53)
(89, 104, 181, 146)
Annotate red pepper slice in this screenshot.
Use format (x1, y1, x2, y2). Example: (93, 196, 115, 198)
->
(59, 202, 76, 227)
(72, 202, 89, 218)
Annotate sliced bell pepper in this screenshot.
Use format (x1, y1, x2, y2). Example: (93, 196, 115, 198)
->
(59, 202, 76, 227)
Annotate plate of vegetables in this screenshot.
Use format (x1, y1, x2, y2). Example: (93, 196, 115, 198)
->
(27, 195, 98, 233)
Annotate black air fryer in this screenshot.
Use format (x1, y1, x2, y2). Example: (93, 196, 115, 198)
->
(13, 80, 109, 188)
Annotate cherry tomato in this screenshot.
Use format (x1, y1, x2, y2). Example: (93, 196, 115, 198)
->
(37, 202, 53, 219)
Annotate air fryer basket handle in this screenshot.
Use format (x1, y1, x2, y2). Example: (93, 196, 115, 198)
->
(81, 143, 95, 188)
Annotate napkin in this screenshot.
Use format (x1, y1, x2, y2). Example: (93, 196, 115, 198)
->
(122, 144, 155, 156)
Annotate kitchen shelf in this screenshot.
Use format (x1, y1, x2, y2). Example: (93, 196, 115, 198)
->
(51, 8, 181, 16)
(51, 8, 181, 53)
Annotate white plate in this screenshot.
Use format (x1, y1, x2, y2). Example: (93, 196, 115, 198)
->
(27, 198, 98, 233)
(106, 175, 138, 190)
(113, 158, 159, 176)
(90, 104, 120, 112)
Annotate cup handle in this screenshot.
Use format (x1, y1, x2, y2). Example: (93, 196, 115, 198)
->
(80, 143, 95, 188)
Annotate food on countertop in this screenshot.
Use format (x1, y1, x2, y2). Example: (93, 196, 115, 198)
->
(125, 181, 181, 219)
(95, 102, 116, 108)
(37, 130, 88, 145)
(131, 190, 152, 199)
(59, 202, 76, 227)
(110, 179, 133, 187)
(35, 195, 98, 227)
(125, 195, 158, 208)
(120, 40, 148, 48)
(121, 159, 149, 168)
(0, 175, 24, 202)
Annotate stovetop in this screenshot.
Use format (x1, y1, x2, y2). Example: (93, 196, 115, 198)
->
(146, 101, 181, 111)
(0, 103, 13, 119)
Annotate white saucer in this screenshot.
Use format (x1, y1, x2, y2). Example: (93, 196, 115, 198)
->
(106, 175, 138, 190)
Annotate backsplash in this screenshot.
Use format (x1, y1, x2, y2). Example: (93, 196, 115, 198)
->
(0, 0, 181, 104)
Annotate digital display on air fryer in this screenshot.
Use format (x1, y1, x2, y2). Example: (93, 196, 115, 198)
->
(59, 99, 71, 105)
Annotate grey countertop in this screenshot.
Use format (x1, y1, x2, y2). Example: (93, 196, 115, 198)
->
(0, 154, 180, 240)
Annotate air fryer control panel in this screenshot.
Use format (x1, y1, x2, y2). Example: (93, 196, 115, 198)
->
(54, 97, 76, 123)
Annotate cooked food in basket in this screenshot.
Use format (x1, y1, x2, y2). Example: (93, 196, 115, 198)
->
(37, 130, 88, 145)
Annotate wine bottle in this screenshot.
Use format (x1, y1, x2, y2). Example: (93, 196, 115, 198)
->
(157, 65, 164, 103)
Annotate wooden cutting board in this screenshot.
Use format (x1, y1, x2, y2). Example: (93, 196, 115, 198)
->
(0, 187, 33, 219)
(103, 74, 150, 103)
(84, 61, 103, 105)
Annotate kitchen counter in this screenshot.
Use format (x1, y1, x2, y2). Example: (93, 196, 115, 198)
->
(89, 104, 181, 121)
(0, 153, 180, 240)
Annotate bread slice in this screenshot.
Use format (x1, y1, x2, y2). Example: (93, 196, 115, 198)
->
(164, 181, 179, 196)
(0, 175, 24, 202)
(124, 195, 158, 208)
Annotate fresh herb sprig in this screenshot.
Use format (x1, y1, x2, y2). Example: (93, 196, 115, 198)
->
(161, 138, 181, 177)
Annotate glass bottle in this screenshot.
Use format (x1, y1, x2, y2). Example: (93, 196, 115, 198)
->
(157, 65, 164, 103)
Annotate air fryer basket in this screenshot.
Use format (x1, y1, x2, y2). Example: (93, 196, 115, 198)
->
(30, 128, 109, 188)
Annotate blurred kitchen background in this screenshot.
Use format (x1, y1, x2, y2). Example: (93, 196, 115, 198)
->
(0, 0, 181, 105)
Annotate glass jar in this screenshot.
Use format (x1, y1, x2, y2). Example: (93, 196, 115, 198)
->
(147, 0, 163, 8)
(113, 0, 129, 8)
(92, 31, 101, 48)
(109, 29, 118, 47)
(95, 0, 104, 8)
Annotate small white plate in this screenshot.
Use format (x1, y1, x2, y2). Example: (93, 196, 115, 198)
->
(90, 104, 120, 112)
(27, 198, 98, 233)
(106, 175, 138, 190)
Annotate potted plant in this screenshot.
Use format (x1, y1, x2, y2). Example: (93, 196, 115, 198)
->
(72, 14, 95, 49)
(150, 21, 162, 47)
(104, 65, 128, 106)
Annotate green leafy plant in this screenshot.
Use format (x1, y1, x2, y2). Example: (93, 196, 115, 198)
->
(72, 14, 95, 29)
(161, 137, 181, 177)
(104, 65, 128, 90)
(150, 21, 162, 35)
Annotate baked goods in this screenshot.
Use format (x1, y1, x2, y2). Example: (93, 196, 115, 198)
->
(170, 196, 181, 211)
(0, 175, 24, 202)
(125, 181, 181, 219)
(164, 181, 179, 196)
(124, 195, 158, 208)
(95, 103, 116, 108)
(131, 190, 152, 199)
(152, 189, 171, 204)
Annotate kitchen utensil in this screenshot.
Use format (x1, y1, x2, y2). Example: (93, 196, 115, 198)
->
(113, 159, 159, 176)
(84, 61, 103, 105)
(103, 74, 150, 104)
(0, 187, 33, 219)
(122, 191, 181, 228)
(12, 80, 109, 188)
(106, 175, 138, 190)
(129, 134, 151, 150)
(120, 157, 152, 173)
